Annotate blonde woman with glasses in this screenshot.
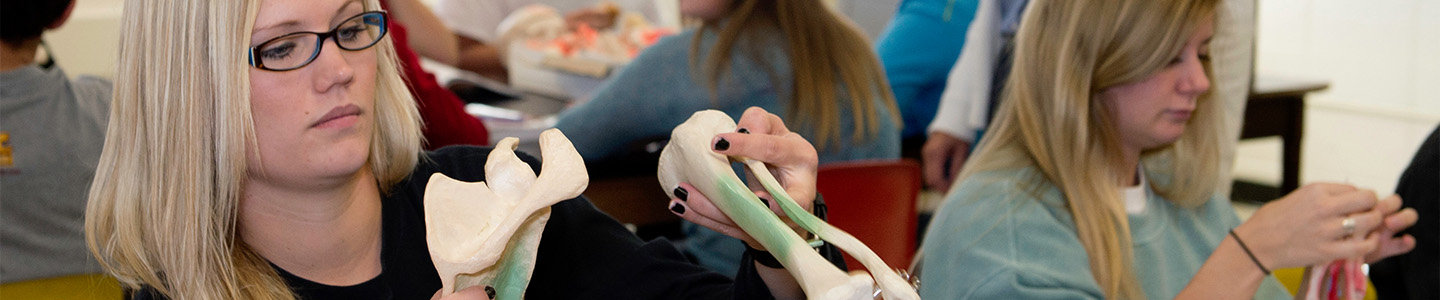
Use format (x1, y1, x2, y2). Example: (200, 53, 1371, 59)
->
(84, 0, 833, 299)
(917, 0, 1418, 299)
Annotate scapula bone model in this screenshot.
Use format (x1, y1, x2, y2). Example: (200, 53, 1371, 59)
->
(656, 110, 920, 300)
(424, 129, 588, 299)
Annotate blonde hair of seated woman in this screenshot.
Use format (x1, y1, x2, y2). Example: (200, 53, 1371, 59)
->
(954, 0, 1221, 298)
(690, 0, 900, 150)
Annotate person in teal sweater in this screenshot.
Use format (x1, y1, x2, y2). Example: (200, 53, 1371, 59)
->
(554, 4, 899, 165)
(554, 28, 898, 165)
(554, 0, 901, 276)
(917, 0, 1419, 299)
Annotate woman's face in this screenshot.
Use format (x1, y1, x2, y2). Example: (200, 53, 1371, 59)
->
(247, 0, 378, 188)
(1100, 15, 1214, 152)
(679, 0, 733, 21)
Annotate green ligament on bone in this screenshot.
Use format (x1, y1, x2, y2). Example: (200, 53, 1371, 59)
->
(712, 176, 800, 264)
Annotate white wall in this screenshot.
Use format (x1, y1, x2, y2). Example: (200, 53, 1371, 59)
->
(1257, 0, 1440, 114)
(830, 0, 901, 41)
(1236, 0, 1440, 194)
(46, 0, 125, 78)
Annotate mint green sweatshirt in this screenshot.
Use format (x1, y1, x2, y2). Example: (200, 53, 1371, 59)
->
(919, 167, 1291, 299)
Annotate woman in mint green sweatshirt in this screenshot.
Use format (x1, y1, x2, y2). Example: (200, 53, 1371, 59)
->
(918, 0, 1418, 299)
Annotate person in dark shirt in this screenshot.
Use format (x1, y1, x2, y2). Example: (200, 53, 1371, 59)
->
(1369, 125, 1438, 300)
(85, 0, 841, 299)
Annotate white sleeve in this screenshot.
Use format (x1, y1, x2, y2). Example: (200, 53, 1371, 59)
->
(929, 0, 1004, 142)
(433, 0, 513, 42)
(1210, 0, 1256, 195)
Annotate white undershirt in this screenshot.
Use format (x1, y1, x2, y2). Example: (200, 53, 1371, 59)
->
(1123, 166, 1148, 215)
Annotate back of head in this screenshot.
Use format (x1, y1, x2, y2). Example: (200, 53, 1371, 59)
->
(691, 0, 899, 150)
(0, 0, 73, 46)
(957, 0, 1220, 298)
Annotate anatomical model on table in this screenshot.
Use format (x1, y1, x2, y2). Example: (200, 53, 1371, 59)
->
(495, 2, 673, 77)
(656, 110, 921, 300)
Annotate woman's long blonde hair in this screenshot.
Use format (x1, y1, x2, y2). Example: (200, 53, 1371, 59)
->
(955, 0, 1219, 298)
(84, 0, 422, 299)
(691, 0, 899, 150)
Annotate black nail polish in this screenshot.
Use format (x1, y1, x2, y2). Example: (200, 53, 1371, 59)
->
(738, 128, 750, 134)
(760, 197, 770, 208)
(674, 187, 689, 201)
(485, 286, 496, 299)
(715, 138, 730, 151)
(670, 203, 686, 214)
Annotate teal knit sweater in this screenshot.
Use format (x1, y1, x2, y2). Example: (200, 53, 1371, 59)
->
(920, 167, 1292, 299)
(554, 28, 900, 165)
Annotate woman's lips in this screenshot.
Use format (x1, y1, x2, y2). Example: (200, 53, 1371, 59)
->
(312, 104, 362, 129)
(1167, 109, 1194, 121)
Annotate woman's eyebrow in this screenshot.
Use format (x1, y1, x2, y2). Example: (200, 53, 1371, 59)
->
(254, 20, 299, 34)
(331, 0, 364, 22)
(254, 0, 364, 34)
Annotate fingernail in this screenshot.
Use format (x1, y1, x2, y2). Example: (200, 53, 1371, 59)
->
(674, 187, 689, 201)
(714, 138, 730, 151)
(485, 286, 496, 299)
(760, 197, 770, 208)
(738, 128, 750, 134)
(670, 203, 686, 214)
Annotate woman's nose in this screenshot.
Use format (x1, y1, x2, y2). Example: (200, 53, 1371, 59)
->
(311, 39, 355, 93)
(1178, 57, 1210, 96)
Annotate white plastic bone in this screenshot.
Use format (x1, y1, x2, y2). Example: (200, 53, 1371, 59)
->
(425, 129, 588, 298)
(657, 110, 917, 299)
(739, 158, 919, 300)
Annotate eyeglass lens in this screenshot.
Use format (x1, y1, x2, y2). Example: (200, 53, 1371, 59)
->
(253, 12, 385, 71)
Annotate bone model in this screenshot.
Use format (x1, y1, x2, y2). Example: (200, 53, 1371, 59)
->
(656, 110, 920, 300)
(424, 129, 588, 299)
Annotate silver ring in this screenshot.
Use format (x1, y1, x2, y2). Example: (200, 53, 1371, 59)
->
(1341, 217, 1357, 237)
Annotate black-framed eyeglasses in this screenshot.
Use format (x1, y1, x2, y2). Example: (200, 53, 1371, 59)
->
(248, 11, 389, 71)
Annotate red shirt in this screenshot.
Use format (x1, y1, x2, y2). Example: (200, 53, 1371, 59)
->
(387, 18, 490, 149)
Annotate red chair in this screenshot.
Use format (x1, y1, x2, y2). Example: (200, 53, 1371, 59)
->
(816, 159, 921, 271)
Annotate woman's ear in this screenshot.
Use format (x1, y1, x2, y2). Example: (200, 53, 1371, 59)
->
(46, 1, 76, 30)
